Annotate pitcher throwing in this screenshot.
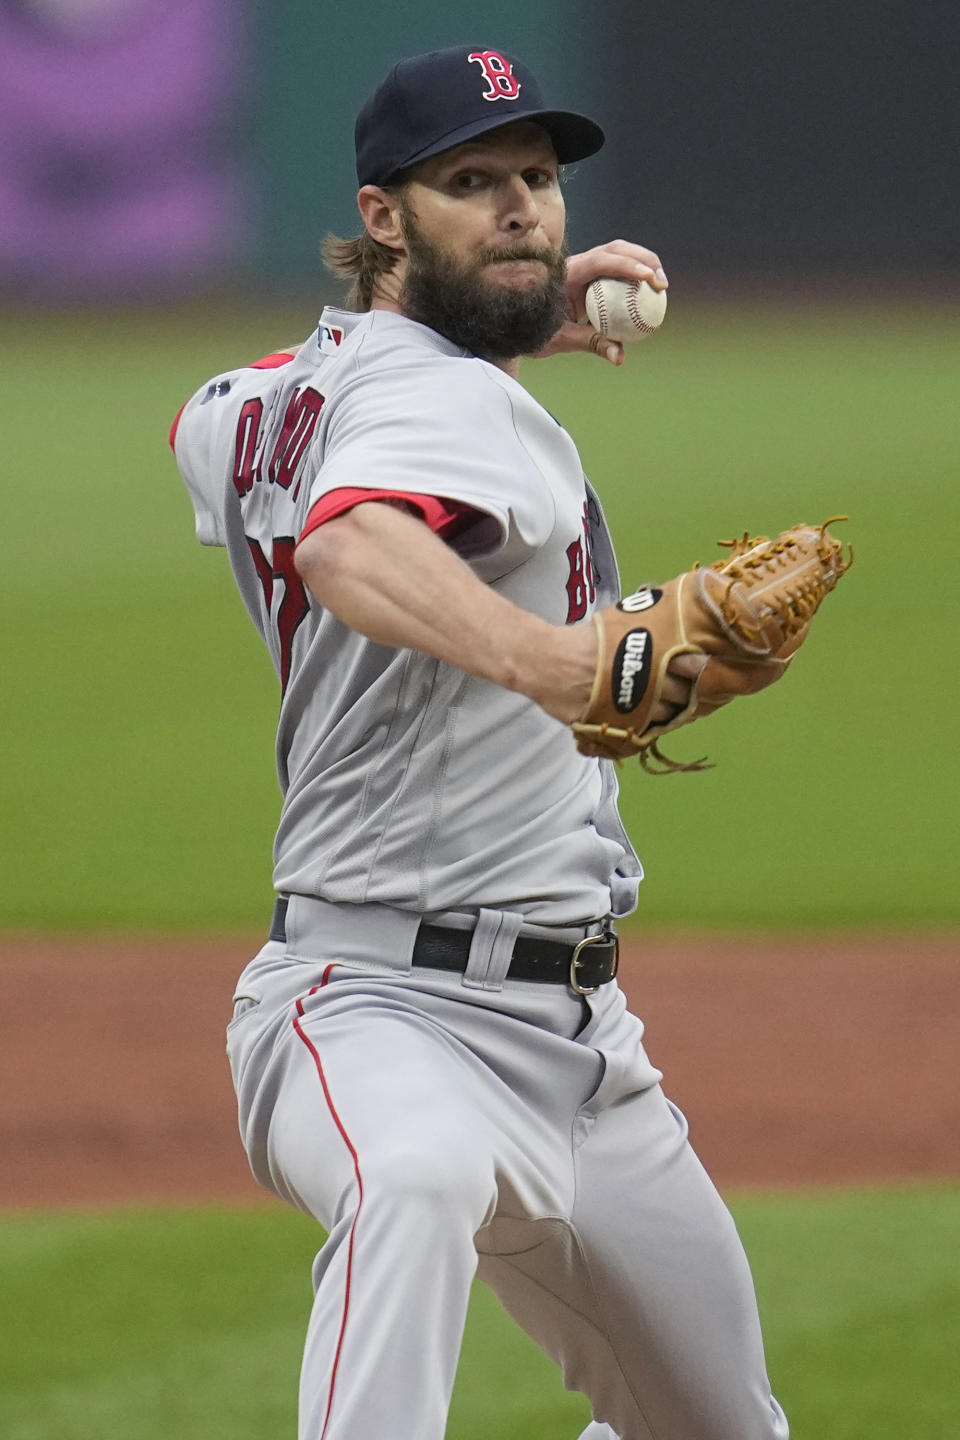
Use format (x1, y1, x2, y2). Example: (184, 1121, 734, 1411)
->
(170, 45, 792, 1440)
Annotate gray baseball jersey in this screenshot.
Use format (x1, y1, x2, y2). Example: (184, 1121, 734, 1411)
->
(173, 305, 641, 924)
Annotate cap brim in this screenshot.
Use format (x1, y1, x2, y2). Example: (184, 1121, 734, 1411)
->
(375, 108, 604, 184)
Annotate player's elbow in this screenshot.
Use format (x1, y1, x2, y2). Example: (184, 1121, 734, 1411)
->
(294, 523, 343, 604)
(295, 514, 373, 607)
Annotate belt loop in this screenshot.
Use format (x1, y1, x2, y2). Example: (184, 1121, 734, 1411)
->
(269, 896, 288, 944)
(462, 909, 522, 991)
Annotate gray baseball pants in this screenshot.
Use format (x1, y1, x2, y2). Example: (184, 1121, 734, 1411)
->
(226, 896, 788, 1440)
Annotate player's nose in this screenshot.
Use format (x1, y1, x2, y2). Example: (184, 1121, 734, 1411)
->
(499, 174, 540, 233)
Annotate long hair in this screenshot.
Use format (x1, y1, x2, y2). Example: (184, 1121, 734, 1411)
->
(321, 231, 400, 311)
(323, 179, 413, 310)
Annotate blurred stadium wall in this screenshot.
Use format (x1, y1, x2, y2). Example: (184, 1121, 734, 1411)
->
(0, 0, 954, 301)
(0, 0, 249, 298)
(0, 0, 613, 301)
(604, 0, 957, 284)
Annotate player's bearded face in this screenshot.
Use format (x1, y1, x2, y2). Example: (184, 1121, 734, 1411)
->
(397, 199, 569, 361)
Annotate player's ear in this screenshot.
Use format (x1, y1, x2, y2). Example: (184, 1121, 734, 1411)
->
(358, 186, 406, 254)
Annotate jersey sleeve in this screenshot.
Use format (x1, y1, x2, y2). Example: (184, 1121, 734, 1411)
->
(169, 377, 237, 546)
(306, 354, 556, 567)
(169, 353, 298, 548)
(299, 488, 483, 544)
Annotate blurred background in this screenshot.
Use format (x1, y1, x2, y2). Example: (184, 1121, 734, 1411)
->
(1, 4, 958, 1439)
(2, 0, 956, 298)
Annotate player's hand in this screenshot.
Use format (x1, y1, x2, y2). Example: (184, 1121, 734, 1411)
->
(648, 652, 707, 726)
(534, 624, 703, 732)
(531, 240, 668, 366)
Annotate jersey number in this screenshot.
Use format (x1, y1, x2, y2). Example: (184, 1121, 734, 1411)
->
(247, 536, 309, 694)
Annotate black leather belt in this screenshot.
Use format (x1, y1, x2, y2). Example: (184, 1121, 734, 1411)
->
(413, 923, 619, 994)
(269, 897, 619, 995)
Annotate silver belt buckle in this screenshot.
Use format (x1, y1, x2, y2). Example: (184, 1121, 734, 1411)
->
(569, 930, 619, 995)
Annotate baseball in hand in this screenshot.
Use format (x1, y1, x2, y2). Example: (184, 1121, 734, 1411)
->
(585, 277, 667, 343)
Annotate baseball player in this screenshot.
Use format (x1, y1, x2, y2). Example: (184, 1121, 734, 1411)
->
(171, 45, 789, 1440)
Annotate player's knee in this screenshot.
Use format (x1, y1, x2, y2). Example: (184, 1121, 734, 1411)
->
(362, 1139, 494, 1227)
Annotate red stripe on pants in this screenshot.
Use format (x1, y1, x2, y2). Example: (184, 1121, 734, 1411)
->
(292, 971, 361, 1438)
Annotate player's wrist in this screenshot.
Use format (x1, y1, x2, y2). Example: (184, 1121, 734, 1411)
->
(506, 617, 597, 725)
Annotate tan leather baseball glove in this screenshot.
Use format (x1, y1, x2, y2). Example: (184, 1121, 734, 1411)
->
(572, 518, 853, 772)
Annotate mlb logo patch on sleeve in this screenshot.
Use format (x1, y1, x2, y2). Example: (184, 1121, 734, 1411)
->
(318, 323, 345, 356)
(202, 379, 232, 403)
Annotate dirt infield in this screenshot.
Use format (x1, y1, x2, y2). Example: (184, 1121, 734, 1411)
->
(1, 931, 957, 1208)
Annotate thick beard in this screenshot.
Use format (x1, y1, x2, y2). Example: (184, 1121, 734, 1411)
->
(398, 206, 569, 362)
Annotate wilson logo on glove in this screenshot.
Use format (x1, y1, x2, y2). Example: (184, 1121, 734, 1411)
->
(613, 629, 653, 711)
(618, 587, 662, 614)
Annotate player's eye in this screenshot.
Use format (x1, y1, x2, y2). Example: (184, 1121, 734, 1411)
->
(451, 171, 488, 191)
(523, 168, 556, 189)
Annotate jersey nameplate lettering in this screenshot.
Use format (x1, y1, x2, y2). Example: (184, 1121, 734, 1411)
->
(233, 386, 325, 501)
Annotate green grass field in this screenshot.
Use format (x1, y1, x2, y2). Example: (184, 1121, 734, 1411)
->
(2, 1186, 958, 1439)
(3, 299, 957, 931)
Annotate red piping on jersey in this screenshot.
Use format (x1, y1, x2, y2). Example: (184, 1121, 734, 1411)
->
(168, 402, 187, 451)
(248, 351, 298, 369)
(292, 970, 360, 1437)
(299, 487, 481, 544)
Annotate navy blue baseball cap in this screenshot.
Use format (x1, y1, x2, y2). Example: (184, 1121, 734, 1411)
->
(355, 45, 605, 187)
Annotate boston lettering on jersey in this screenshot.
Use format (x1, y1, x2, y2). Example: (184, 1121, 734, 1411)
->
(564, 499, 598, 623)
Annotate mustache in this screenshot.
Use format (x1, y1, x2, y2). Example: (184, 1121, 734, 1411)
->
(477, 244, 562, 266)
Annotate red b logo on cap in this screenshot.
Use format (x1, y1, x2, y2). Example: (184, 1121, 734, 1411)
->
(467, 51, 522, 102)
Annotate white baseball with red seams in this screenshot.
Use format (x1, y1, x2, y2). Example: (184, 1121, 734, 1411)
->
(585, 277, 667, 342)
